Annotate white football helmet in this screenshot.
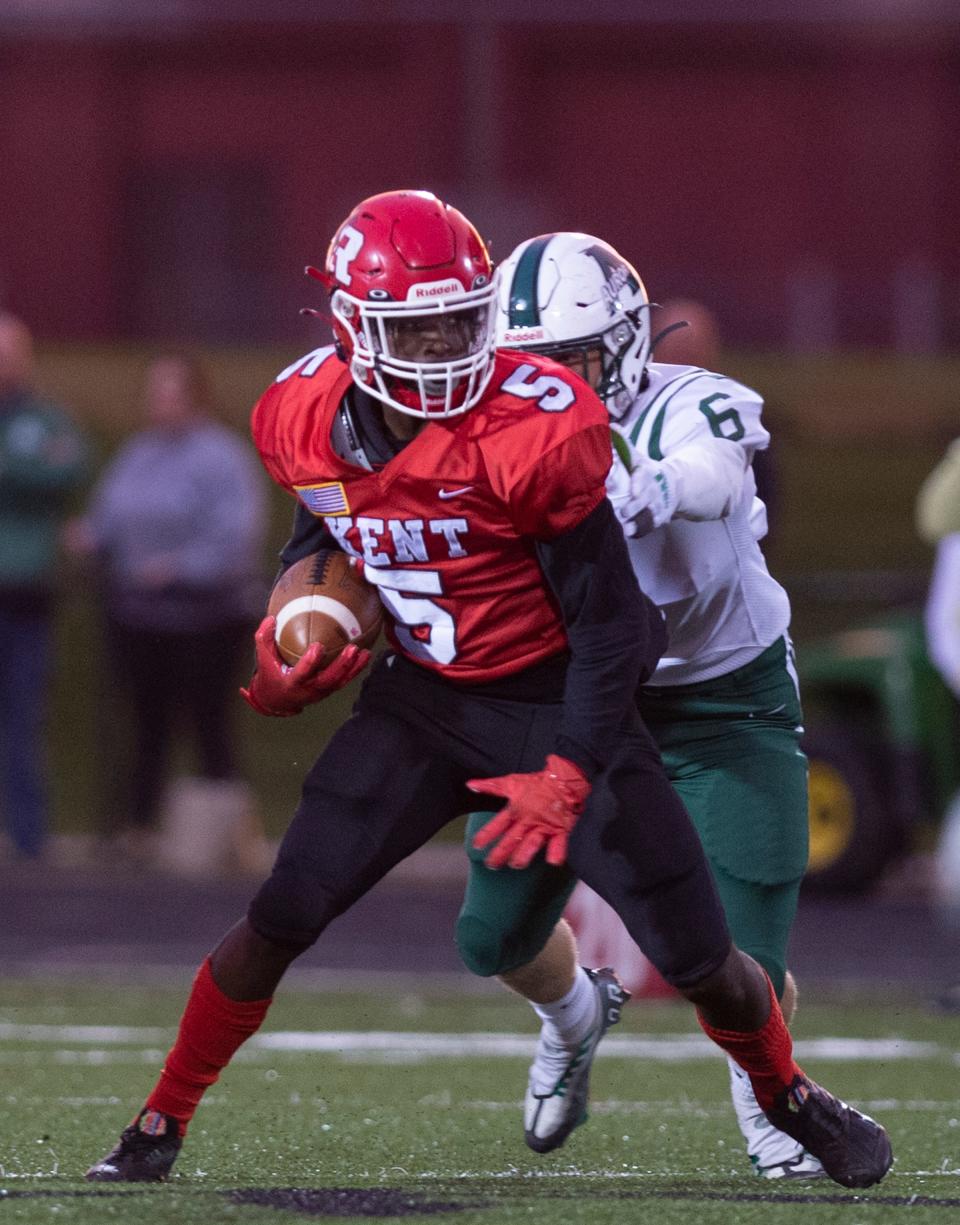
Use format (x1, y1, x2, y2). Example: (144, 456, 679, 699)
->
(495, 233, 652, 421)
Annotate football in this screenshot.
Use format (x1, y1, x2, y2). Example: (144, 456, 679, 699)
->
(267, 550, 383, 666)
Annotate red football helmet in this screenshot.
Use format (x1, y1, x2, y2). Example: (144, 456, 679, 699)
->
(307, 190, 498, 420)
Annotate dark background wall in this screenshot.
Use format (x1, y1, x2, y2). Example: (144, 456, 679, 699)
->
(1, 7, 958, 352)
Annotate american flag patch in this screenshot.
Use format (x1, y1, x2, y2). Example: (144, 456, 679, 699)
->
(294, 481, 350, 516)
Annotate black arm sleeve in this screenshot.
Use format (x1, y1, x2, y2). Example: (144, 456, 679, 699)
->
(535, 497, 668, 779)
(276, 502, 338, 580)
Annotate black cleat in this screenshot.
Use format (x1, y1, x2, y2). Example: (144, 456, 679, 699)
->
(85, 1108, 183, 1182)
(524, 966, 630, 1154)
(764, 1075, 892, 1189)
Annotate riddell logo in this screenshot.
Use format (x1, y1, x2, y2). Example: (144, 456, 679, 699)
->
(407, 278, 463, 301)
(503, 327, 546, 343)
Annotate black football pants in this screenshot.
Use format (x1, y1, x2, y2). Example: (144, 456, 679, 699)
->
(248, 651, 732, 989)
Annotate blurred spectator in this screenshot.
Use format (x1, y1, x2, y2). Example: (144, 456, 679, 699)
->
(652, 298, 780, 535)
(0, 312, 89, 859)
(64, 353, 268, 864)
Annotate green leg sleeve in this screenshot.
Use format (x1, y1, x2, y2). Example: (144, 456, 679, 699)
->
(456, 811, 577, 977)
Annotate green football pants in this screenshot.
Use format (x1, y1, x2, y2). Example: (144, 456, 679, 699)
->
(456, 637, 809, 998)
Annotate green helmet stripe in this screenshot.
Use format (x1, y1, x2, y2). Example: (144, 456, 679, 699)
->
(508, 235, 553, 328)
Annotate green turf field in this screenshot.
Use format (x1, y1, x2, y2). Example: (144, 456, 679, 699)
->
(2, 978, 959, 1223)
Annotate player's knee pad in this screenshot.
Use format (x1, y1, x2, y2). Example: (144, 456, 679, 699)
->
(455, 912, 515, 978)
(247, 861, 343, 951)
(459, 812, 576, 976)
(707, 864, 798, 1000)
(455, 911, 558, 978)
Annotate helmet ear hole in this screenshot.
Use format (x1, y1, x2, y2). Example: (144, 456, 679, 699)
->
(331, 290, 355, 320)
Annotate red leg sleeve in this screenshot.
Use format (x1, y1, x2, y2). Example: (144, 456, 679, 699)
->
(697, 973, 802, 1112)
(145, 958, 272, 1129)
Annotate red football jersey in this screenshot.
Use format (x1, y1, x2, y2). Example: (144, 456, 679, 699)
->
(252, 345, 611, 683)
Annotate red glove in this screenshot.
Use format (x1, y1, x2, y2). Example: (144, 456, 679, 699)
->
(467, 754, 591, 870)
(240, 616, 371, 717)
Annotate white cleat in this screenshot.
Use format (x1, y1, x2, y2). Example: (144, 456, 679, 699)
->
(524, 966, 629, 1153)
(727, 1056, 826, 1180)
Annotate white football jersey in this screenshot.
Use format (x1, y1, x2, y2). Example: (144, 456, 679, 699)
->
(608, 362, 791, 686)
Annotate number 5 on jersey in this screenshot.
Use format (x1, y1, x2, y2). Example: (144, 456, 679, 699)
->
(363, 566, 457, 665)
(501, 364, 575, 413)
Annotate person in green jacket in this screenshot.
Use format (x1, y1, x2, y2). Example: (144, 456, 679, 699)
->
(0, 313, 88, 858)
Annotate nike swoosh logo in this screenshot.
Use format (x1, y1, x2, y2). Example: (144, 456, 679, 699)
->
(438, 485, 474, 500)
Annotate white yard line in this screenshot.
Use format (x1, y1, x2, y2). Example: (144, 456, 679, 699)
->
(0, 1023, 943, 1061)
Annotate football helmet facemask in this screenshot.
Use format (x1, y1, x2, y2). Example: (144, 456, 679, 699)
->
(495, 232, 652, 421)
(308, 190, 498, 420)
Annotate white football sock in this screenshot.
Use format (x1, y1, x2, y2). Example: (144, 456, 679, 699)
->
(531, 967, 597, 1045)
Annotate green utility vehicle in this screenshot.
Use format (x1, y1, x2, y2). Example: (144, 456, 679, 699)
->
(798, 611, 960, 892)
